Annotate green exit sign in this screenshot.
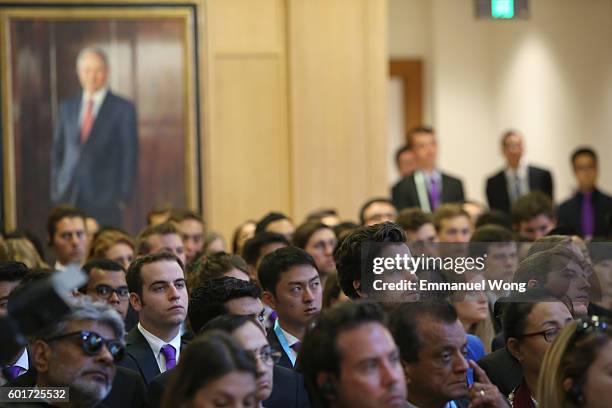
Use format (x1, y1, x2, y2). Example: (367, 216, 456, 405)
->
(491, 0, 514, 19)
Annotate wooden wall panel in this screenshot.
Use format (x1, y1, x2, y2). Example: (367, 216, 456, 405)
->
(204, 0, 290, 241)
(287, 0, 388, 223)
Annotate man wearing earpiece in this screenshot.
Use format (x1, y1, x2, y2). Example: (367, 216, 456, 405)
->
(298, 301, 408, 408)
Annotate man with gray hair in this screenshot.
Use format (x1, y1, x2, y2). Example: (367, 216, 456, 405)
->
(25, 298, 124, 407)
(50, 46, 138, 227)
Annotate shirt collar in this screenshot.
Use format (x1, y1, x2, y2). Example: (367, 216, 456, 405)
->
(505, 160, 528, 177)
(137, 323, 182, 358)
(82, 87, 109, 105)
(279, 326, 300, 347)
(14, 349, 29, 371)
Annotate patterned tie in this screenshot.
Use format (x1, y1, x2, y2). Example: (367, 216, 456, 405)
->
(80, 99, 94, 144)
(160, 344, 177, 370)
(582, 192, 595, 237)
(429, 177, 441, 210)
(2, 365, 21, 381)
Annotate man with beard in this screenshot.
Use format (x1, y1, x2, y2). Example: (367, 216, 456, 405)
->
(2, 298, 125, 407)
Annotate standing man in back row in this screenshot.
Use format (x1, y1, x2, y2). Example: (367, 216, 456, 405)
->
(50, 47, 138, 227)
(392, 127, 464, 213)
(486, 130, 553, 214)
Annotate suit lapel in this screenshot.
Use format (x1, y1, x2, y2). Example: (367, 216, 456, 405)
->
(126, 328, 161, 383)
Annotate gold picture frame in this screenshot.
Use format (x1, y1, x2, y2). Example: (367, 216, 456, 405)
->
(0, 1, 202, 238)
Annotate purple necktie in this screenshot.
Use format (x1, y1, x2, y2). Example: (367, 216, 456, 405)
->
(2, 365, 21, 381)
(291, 342, 301, 353)
(429, 177, 441, 210)
(160, 344, 176, 370)
(582, 192, 595, 237)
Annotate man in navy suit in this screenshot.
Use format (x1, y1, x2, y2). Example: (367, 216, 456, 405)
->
(392, 127, 465, 212)
(557, 147, 612, 238)
(486, 130, 553, 214)
(50, 47, 138, 227)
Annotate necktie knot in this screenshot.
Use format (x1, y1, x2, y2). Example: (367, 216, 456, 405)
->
(2, 365, 21, 381)
(291, 341, 301, 353)
(161, 344, 177, 370)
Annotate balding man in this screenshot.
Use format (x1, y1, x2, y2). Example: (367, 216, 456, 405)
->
(50, 47, 138, 227)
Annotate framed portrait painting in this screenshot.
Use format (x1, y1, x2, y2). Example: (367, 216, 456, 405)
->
(0, 0, 202, 240)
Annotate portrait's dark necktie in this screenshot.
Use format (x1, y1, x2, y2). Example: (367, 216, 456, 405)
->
(581, 192, 595, 237)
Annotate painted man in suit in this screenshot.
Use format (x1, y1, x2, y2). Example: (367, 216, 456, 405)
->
(392, 127, 465, 212)
(50, 47, 138, 227)
(557, 147, 612, 238)
(486, 130, 553, 214)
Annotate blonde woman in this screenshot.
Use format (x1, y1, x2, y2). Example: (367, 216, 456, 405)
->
(538, 316, 612, 408)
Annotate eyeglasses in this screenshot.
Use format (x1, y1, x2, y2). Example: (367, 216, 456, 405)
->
(88, 284, 129, 300)
(252, 346, 282, 366)
(521, 327, 561, 343)
(45, 331, 125, 362)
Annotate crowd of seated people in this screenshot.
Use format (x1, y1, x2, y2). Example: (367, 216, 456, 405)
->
(2, 125, 612, 408)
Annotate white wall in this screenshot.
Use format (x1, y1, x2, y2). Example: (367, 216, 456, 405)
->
(389, 0, 612, 205)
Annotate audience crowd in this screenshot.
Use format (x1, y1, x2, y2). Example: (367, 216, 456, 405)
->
(2, 125, 612, 408)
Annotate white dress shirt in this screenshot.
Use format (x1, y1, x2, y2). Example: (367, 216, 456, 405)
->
(137, 323, 182, 373)
(504, 161, 529, 202)
(280, 326, 301, 361)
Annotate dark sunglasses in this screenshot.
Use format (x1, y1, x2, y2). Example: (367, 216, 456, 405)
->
(45, 331, 125, 362)
(89, 284, 129, 300)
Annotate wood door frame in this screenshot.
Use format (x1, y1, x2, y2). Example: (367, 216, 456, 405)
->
(389, 59, 423, 142)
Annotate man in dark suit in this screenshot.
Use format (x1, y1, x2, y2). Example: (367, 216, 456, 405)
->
(259, 247, 322, 370)
(50, 47, 138, 227)
(148, 314, 311, 408)
(392, 127, 465, 212)
(486, 130, 553, 214)
(557, 147, 612, 238)
(119, 252, 188, 385)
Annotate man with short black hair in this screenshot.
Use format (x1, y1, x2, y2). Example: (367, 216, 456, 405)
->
(299, 301, 406, 408)
(557, 147, 612, 238)
(392, 127, 465, 212)
(511, 192, 556, 241)
(396, 208, 437, 257)
(188, 252, 250, 288)
(334, 223, 414, 300)
(188, 276, 265, 334)
(242, 232, 290, 280)
(135, 221, 186, 265)
(256, 212, 296, 240)
(359, 198, 398, 226)
(121, 251, 188, 385)
(79, 259, 129, 319)
(390, 301, 507, 408)
(258, 247, 322, 369)
(47, 204, 88, 271)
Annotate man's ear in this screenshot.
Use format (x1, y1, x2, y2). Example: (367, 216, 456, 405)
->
(401, 360, 412, 385)
(32, 340, 52, 374)
(353, 279, 366, 298)
(130, 292, 143, 312)
(262, 291, 277, 310)
(506, 338, 523, 362)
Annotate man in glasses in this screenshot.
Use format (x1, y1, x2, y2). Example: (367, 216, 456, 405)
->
(28, 298, 124, 407)
(78, 259, 129, 319)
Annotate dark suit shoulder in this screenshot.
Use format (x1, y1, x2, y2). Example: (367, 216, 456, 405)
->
(104, 366, 148, 408)
(148, 370, 174, 408)
(265, 365, 311, 408)
(105, 91, 136, 109)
